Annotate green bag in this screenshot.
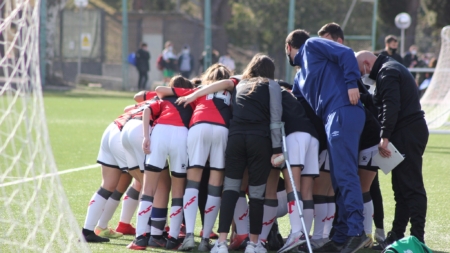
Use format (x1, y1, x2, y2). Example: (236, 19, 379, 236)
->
(383, 236, 433, 253)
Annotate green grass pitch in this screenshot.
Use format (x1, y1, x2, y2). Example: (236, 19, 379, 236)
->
(43, 88, 449, 252)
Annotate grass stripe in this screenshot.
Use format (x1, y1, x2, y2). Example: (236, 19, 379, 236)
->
(0, 164, 99, 188)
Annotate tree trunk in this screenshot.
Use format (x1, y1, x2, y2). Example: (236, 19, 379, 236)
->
(46, 0, 68, 79)
(405, 0, 420, 49)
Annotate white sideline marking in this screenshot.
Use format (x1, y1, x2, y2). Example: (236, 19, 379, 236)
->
(0, 164, 100, 187)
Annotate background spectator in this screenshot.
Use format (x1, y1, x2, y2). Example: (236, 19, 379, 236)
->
(162, 41, 178, 83)
(403, 45, 419, 68)
(199, 49, 220, 73)
(380, 35, 403, 65)
(178, 45, 195, 78)
(218, 51, 236, 73)
(135, 43, 150, 90)
(419, 57, 437, 97)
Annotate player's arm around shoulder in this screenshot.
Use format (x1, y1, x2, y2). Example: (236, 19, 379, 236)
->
(134, 91, 146, 102)
(155, 86, 175, 98)
(176, 79, 235, 107)
(142, 107, 152, 154)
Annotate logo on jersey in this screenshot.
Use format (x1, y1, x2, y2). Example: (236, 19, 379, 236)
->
(184, 196, 196, 209)
(170, 207, 182, 218)
(138, 205, 152, 216)
(331, 131, 339, 137)
(123, 196, 129, 200)
(206, 90, 231, 106)
(239, 209, 248, 220)
(88, 200, 95, 206)
(262, 217, 276, 226)
(205, 206, 216, 214)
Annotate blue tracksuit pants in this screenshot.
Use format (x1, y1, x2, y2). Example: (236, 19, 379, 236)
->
(325, 105, 365, 244)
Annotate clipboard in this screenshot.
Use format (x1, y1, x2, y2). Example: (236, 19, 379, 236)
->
(372, 142, 405, 175)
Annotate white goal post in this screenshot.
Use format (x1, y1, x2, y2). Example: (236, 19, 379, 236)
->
(420, 26, 450, 134)
(0, 1, 89, 252)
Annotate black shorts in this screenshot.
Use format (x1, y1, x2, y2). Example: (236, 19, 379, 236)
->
(225, 134, 272, 186)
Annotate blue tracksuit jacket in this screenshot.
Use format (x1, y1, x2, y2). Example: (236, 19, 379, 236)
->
(292, 37, 363, 120)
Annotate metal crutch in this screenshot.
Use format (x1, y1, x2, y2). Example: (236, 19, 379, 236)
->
(278, 123, 313, 253)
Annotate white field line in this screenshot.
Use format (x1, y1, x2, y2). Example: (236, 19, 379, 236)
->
(0, 164, 100, 187)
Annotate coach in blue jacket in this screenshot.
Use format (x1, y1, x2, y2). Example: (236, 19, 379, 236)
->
(285, 29, 368, 252)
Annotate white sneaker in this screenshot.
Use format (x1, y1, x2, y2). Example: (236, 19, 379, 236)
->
(256, 241, 268, 253)
(245, 241, 267, 253)
(277, 230, 305, 253)
(179, 233, 195, 251)
(210, 240, 228, 253)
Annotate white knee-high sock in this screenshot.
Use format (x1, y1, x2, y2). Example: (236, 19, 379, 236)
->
(259, 199, 278, 241)
(303, 199, 314, 235)
(183, 182, 200, 234)
(233, 191, 249, 235)
(287, 191, 303, 234)
(363, 191, 374, 235)
(323, 196, 335, 238)
(169, 198, 184, 238)
(98, 190, 123, 228)
(202, 184, 222, 239)
(83, 187, 113, 231)
(312, 195, 328, 240)
(120, 186, 140, 224)
(135, 195, 153, 237)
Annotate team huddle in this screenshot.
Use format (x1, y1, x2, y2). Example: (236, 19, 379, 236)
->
(81, 23, 429, 253)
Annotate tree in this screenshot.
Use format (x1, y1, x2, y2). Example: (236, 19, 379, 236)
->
(45, 0, 69, 80)
(226, 0, 375, 79)
(377, 0, 420, 50)
(422, 0, 450, 30)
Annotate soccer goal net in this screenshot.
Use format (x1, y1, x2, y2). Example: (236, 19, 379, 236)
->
(420, 25, 450, 134)
(0, 1, 89, 252)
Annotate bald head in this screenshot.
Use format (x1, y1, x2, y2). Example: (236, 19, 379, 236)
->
(355, 50, 378, 75)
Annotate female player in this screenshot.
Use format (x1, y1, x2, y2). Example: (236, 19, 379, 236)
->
(90, 94, 160, 239)
(120, 92, 174, 249)
(277, 82, 320, 253)
(94, 172, 133, 238)
(82, 102, 152, 243)
(127, 76, 194, 250)
(177, 54, 284, 253)
(154, 64, 232, 251)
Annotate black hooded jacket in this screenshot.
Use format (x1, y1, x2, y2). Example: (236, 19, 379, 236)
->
(370, 55, 424, 139)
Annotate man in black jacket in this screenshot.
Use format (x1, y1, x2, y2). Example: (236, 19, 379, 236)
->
(136, 43, 150, 90)
(355, 51, 429, 246)
(379, 35, 403, 65)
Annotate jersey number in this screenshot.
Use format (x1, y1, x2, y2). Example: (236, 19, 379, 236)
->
(206, 90, 231, 106)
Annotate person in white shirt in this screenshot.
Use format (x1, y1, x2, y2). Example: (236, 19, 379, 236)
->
(218, 51, 236, 73)
(178, 45, 195, 78)
(162, 41, 178, 83)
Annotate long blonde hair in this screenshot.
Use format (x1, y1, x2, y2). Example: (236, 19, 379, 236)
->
(201, 63, 231, 85)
